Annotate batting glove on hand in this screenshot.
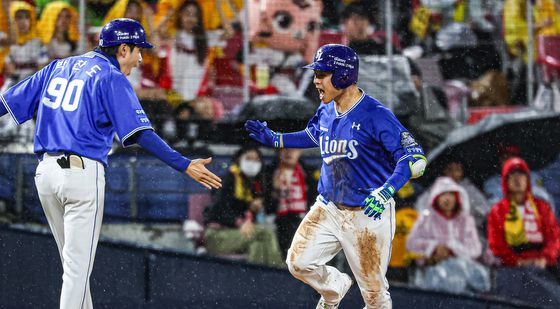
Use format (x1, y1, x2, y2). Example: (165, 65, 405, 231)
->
(244, 120, 281, 147)
(361, 183, 395, 220)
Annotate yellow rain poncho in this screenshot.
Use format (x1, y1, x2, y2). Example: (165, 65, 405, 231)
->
(534, 0, 560, 37)
(103, 0, 152, 36)
(9, 1, 39, 45)
(503, 0, 528, 57)
(154, 0, 243, 34)
(37, 1, 79, 45)
(0, 3, 9, 72)
(102, 0, 160, 86)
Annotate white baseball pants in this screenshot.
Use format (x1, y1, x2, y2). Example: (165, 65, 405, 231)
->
(287, 196, 396, 309)
(35, 154, 105, 309)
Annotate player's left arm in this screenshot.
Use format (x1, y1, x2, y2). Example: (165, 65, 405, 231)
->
(132, 130, 221, 190)
(362, 107, 427, 219)
(100, 74, 221, 189)
(244, 104, 324, 149)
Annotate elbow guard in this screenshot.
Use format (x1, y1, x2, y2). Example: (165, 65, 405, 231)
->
(409, 154, 427, 179)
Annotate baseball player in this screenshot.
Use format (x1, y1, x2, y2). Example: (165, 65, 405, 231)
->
(0, 18, 221, 309)
(245, 44, 426, 309)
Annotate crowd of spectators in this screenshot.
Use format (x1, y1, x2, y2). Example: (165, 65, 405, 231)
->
(2, 0, 560, 296)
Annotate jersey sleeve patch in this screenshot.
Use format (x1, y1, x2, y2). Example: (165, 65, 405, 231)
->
(400, 132, 418, 148)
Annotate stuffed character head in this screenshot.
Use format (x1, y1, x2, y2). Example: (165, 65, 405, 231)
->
(249, 0, 322, 61)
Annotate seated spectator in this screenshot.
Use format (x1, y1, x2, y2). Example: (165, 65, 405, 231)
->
(263, 148, 317, 259)
(37, 1, 79, 61)
(161, 0, 208, 101)
(0, 1, 9, 88)
(161, 101, 211, 157)
(2, 1, 47, 92)
(0, 1, 44, 152)
(487, 157, 560, 268)
(103, 0, 163, 97)
(533, 0, 560, 38)
(503, 0, 529, 103)
(416, 160, 491, 239)
(484, 144, 555, 210)
(190, 96, 224, 122)
(203, 145, 284, 267)
(340, 1, 385, 55)
(408, 177, 482, 264)
(407, 176, 487, 293)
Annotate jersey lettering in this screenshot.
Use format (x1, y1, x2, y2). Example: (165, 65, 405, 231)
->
(86, 65, 102, 77)
(320, 135, 359, 164)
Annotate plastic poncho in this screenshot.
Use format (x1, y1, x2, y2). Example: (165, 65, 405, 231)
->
(9, 1, 39, 45)
(103, 0, 152, 36)
(0, 2, 9, 72)
(534, 0, 560, 36)
(407, 176, 482, 260)
(37, 1, 79, 46)
(154, 0, 243, 33)
(503, 0, 528, 57)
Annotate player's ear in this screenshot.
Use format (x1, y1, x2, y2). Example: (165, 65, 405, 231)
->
(118, 43, 128, 57)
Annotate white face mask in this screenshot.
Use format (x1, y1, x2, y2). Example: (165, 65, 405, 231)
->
(239, 159, 262, 177)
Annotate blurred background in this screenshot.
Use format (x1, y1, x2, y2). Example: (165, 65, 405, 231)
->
(2, 0, 560, 308)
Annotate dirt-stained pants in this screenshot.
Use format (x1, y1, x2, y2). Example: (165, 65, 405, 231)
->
(286, 196, 395, 309)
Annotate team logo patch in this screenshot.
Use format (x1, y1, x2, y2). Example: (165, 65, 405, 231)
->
(400, 132, 418, 148)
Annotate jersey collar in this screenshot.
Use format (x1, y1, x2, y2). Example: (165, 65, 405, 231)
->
(335, 88, 366, 118)
(93, 48, 121, 70)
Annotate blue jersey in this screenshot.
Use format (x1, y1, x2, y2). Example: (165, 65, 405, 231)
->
(305, 90, 424, 206)
(0, 50, 153, 166)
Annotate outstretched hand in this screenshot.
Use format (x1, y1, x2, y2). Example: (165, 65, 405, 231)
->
(244, 120, 279, 147)
(185, 157, 222, 190)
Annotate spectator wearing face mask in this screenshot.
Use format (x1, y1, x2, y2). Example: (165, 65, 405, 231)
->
(203, 145, 284, 267)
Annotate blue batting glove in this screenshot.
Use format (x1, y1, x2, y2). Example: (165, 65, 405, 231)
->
(361, 183, 395, 220)
(244, 120, 282, 147)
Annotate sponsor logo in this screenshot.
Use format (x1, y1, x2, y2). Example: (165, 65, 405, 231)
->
(320, 126, 329, 132)
(351, 122, 361, 130)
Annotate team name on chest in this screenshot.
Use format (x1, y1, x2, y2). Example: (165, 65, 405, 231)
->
(319, 135, 359, 164)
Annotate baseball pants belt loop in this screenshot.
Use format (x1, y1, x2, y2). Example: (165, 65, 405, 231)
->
(335, 203, 362, 211)
(318, 195, 361, 211)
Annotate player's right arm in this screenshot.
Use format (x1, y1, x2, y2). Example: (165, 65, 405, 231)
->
(0, 61, 56, 124)
(244, 106, 321, 149)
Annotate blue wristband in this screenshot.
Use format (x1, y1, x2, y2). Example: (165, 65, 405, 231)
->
(272, 132, 282, 148)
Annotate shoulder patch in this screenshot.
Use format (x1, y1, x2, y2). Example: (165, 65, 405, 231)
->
(400, 132, 418, 148)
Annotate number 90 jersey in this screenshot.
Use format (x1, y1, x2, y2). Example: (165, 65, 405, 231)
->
(0, 50, 153, 166)
(305, 90, 424, 206)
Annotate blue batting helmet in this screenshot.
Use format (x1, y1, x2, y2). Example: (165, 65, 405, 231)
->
(303, 44, 359, 89)
(99, 18, 153, 49)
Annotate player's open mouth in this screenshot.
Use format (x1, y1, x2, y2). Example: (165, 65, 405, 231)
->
(318, 89, 325, 100)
